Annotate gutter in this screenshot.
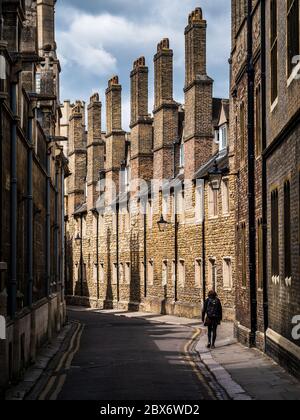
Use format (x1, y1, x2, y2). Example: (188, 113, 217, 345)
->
(261, 0, 269, 340)
(9, 82, 18, 318)
(27, 111, 34, 307)
(247, 0, 258, 345)
(45, 143, 51, 297)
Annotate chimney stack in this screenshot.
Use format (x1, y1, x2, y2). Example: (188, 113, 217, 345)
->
(105, 76, 126, 203)
(87, 93, 105, 211)
(130, 57, 153, 183)
(68, 102, 87, 214)
(153, 39, 179, 180)
(184, 8, 213, 179)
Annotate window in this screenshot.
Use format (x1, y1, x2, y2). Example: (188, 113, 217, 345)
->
(75, 263, 79, 283)
(140, 262, 145, 285)
(287, 0, 300, 78)
(255, 84, 262, 156)
(271, 189, 279, 283)
(35, 73, 41, 94)
(209, 259, 217, 291)
(222, 179, 230, 215)
(119, 263, 125, 284)
(176, 189, 185, 224)
(223, 258, 232, 289)
(125, 262, 131, 284)
(100, 263, 105, 283)
(112, 263, 118, 285)
(270, 0, 278, 103)
(178, 260, 185, 288)
(284, 181, 292, 281)
(241, 223, 247, 287)
(162, 260, 168, 287)
(99, 214, 105, 237)
(257, 219, 264, 290)
(82, 216, 87, 238)
(162, 194, 169, 221)
(195, 259, 203, 288)
(240, 102, 245, 162)
(195, 183, 204, 224)
(93, 264, 98, 285)
(147, 200, 153, 229)
(219, 124, 228, 151)
(208, 184, 218, 218)
(112, 212, 117, 234)
(148, 260, 154, 286)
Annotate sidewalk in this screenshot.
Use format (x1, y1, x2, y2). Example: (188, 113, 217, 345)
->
(92, 309, 300, 400)
(196, 322, 300, 401)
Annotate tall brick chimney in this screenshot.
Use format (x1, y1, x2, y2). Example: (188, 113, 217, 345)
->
(184, 8, 213, 179)
(68, 102, 87, 214)
(87, 93, 105, 211)
(37, 0, 55, 54)
(105, 76, 126, 203)
(153, 39, 179, 180)
(130, 57, 153, 184)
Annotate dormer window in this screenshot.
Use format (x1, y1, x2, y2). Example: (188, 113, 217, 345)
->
(219, 124, 228, 151)
(214, 130, 220, 144)
(179, 142, 185, 169)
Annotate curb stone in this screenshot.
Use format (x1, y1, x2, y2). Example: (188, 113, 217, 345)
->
(196, 329, 252, 401)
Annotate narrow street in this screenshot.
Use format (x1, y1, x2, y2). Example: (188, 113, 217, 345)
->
(39, 309, 217, 401)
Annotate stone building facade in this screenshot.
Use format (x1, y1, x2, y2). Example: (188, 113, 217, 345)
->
(64, 8, 236, 322)
(231, 0, 300, 377)
(0, 0, 67, 393)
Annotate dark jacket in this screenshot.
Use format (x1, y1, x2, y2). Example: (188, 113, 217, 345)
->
(202, 297, 223, 325)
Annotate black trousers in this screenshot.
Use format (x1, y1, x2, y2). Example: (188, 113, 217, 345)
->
(208, 322, 218, 345)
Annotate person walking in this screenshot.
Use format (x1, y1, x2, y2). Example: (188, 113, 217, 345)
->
(202, 291, 223, 349)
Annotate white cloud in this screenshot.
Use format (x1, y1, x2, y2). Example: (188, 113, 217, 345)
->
(56, 1, 231, 130)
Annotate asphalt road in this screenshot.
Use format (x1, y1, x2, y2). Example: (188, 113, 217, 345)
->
(56, 309, 213, 401)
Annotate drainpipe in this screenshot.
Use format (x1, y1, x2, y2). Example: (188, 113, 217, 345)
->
(0, 95, 3, 270)
(80, 215, 83, 297)
(95, 210, 100, 301)
(202, 181, 206, 306)
(116, 202, 120, 303)
(261, 0, 269, 338)
(61, 166, 65, 303)
(174, 211, 178, 303)
(247, 0, 257, 345)
(9, 81, 18, 318)
(46, 143, 51, 297)
(144, 209, 147, 298)
(27, 113, 34, 307)
(54, 160, 59, 290)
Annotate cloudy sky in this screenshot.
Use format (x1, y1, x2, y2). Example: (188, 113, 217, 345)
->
(56, 0, 231, 130)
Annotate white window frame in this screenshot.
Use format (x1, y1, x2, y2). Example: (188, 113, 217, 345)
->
(223, 257, 233, 290)
(195, 258, 203, 289)
(222, 178, 230, 216)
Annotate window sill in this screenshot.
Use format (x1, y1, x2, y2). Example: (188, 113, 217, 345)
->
(270, 98, 278, 113)
(287, 62, 300, 87)
(208, 215, 219, 221)
(271, 275, 280, 285)
(285, 277, 292, 287)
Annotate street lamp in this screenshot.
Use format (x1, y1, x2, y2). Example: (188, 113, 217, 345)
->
(157, 214, 169, 233)
(208, 160, 223, 191)
(75, 232, 82, 246)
